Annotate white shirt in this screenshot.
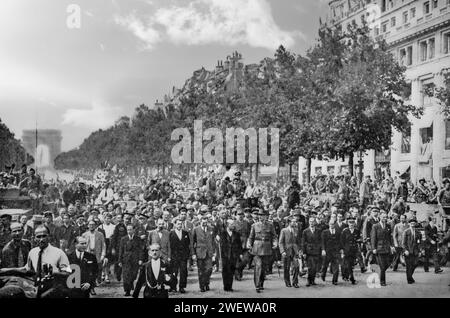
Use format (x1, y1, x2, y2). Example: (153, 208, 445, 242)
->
(27, 244, 71, 273)
(102, 223, 116, 239)
(175, 229, 182, 240)
(151, 258, 161, 278)
(86, 231, 96, 250)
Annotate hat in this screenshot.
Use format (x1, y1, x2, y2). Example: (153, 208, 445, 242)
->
(408, 218, 417, 223)
(123, 211, 135, 217)
(234, 172, 242, 177)
(179, 206, 187, 213)
(76, 214, 85, 220)
(244, 207, 251, 213)
(43, 211, 53, 217)
(258, 209, 269, 216)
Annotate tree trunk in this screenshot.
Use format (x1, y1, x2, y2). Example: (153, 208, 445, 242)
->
(306, 158, 312, 185)
(255, 162, 259, 181)
(249, 164, 252, 182)
(348, 154, 354, 177)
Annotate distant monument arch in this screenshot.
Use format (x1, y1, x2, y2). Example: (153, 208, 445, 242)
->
(22, 129, 62, 171)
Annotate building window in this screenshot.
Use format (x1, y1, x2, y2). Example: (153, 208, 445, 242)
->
(419, 125, 433, 158)
(401, 126, 411, 154)
(403, 11, 408, 23)
(389, 0, 394, 9)
(391, 17, 396, 27)
(382, 21, 388, 33)
(432, 0, 438, 9)
(411, 7, 416, 18)
(315, 167, 323, 175)
(422, 82, 434, 105)
(381, 0, 387, 12)
(429, 38, 435, 58)
(400, 46, 413, 66)
(424, 1, 430, 14)
(420, 40, 428, 61)
(375, 26, 380, 36)
(444, 31, 450, 54)
(446, 121, 450, 150)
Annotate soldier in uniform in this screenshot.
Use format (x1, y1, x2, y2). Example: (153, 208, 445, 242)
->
(340, 217, 360, 284)
(370, 211, 394, 286)
(423, 217, 443, 274)
(234, 209, 250, 280)
(246, 209, 277, 293)
(302, 216, 322, 286)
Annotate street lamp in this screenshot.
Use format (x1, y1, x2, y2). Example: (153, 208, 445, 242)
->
(358, 151, 364, 184)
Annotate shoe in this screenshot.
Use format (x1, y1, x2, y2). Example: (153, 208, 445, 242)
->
(435, 269, 443, 274)
(299, 271, 307, 277)
(361, 268, 367, 274)
(179, 288, 186, 294)
(124, 292, 131, 297)
(293, 284, 299, 288)
(286, 283, 292, 288)
(424, 269, 429, 273)
(407, 281, 414, 284)
(392, 268, 398, 272)
(321, 275, 326, 282)
(351, 280, 356, 285)
(311, 282, 317, 286)
(306, 282, 311, 287)
(205, 285, 210, 291)
(200, 287, 206, 292)
(380, 282, 386, 287)
(105, 278, 110, 284)
(256, 288, 261, 293)
(169, 288, 177, 293)
(332, 282, 338, 286)
(90, 289, 97, 296)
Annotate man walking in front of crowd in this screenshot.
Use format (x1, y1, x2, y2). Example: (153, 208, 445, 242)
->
(169, 219, 191, 293)
(82, 220, 106, 292)
(234, 209, 250, 280)
(402, 218, 421, 284)
(279, 216, 300, 288)
(98, 213, 115, 284)
(371, 211, 394, 286)
(392, 214, 407, 271)
(192, 215, 215, 292)
(148, 218, 171, 263)
(219, 218, 242, 292)
(302, 217, 322, 286)
(423, 218, 443, 274)
(247, 209, 277, 293)
(340, 218, 360, 284)
(321, 221, 342, 285)
(111, 214, 127, 282)
(118, 224, 144, 296)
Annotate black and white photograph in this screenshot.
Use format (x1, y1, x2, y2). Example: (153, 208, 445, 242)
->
(0, 0, 450, 303)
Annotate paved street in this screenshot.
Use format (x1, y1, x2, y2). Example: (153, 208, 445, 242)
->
(95, 265, 450, 298)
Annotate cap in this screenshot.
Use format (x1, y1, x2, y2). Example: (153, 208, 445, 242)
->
(408, 218, 417, 223)
(179, 206, 187, 213)
(43, 211, 53, 217)
(347, 217, 356, 223)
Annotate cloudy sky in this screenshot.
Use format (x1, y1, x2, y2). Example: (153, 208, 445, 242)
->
(0, 0, 329, 151)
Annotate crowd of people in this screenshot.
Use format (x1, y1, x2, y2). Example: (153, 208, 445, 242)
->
(0, 163, 450, 298)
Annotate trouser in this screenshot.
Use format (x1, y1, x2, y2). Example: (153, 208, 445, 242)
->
(375, 254, 390, 284)
(197, 257, 213, 289)
(321, 254, 340, 283)
(391, 247, 403, 270)
(69, 288, 91, 298)
(235, 250, 250, 279)
(283, 255, 299, 285)
(342, 254, 356, 282)
(254, 255, 271, 289)
(222, 257, 236, 290)
(405, 254, 418, 283)
(172, 259, 188, 289)
(365, 243, 375, 266)
(306, 255, 320, 283)
(424, 247, 441, 272)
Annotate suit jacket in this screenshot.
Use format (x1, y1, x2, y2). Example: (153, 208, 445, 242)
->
(393, 223, 408, 248)
(302, 227, 322, 256)
(424, 224, 439, 249)
(219, 230, 242, 262)
(370, 223, 392, 254)
(148, 230, 171, 261)
(340, 228, 361, 255)
(68, 251, 98, 287)
(321, 229, 342, 255)
(234, 219, 250, 249)
(169, 229, 191, 261)
(110, 222, 127, 251)
(82, 230, 106, 263)
(54, 224, 78, 254)
(133, 258, 174, 298)
(335, 222, 348, 234)
(118, 236, 144, 266)
(247, 222, 277, 256)
(192, 225, 215, 260)
(402, 228, 422, 256)
(279, 227, 300, 257)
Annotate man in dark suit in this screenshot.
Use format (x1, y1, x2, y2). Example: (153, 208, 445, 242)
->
(219, 218, 242, 292)
(192, 215, 215, 292)
(279, 217, 300, 288)
(340, 218, 361, 284)
(302, 217, 322, 286)
(133, 243, 174, 298)
(402, 218, 422, 284)
(423, 218, 443, 274)
(321, 221, 342, 285)
(1, 223, 31, 268)
(118, 224, 144, 296)
(169, 219, 192, 293)
(370, 211, 394, 286)
(148, 219, 171, 263)
(67, 236, 98, 298)
(111, 214, 127, 282)
(234, 210, 250, 280)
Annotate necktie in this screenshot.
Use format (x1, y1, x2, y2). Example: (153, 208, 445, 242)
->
(79, 252, 83, 262)
(18, 246, 24, 267)
(36, 249, 44, 284)
(412, 230, 415, 241)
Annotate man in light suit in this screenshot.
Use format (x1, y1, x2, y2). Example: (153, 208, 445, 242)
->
(82, 220, 106, 291)
(148, 218, 171, 263)
(279, 217, 300, 288)
(192, 215, 215, 292)
(402, 218, 422, 284)
(371, 211, 395, 286)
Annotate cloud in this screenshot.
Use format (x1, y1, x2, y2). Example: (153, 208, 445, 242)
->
(62, 100, 123, 129)
(115, 0, 302, 51)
